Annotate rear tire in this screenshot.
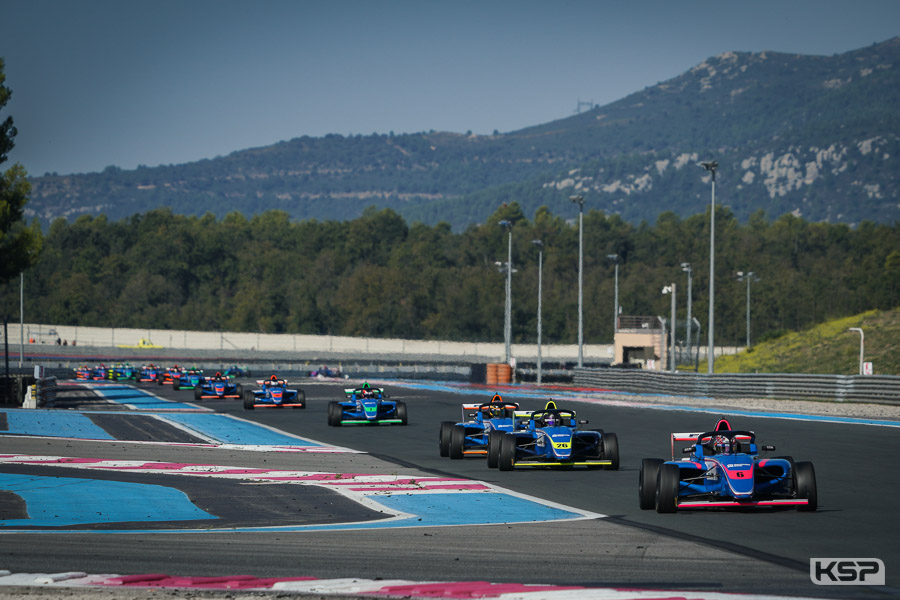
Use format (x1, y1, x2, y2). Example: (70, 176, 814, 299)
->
(243, 391, 255, 410)
(396, 401, 408, 425)
(439, 421, 454, 457)
(449, 425, 465, 459)
(655, 463, 680, 513)
(235, 383, 243, 397)
(498, 434, 517, 471)
(173, 380, 179, 391)
(639, 458, 664, 509)
(602, 432, 620, 470)
(487, 430, 503, 468)
(795, 461, 817, 511)
(194, 386, 202, 400)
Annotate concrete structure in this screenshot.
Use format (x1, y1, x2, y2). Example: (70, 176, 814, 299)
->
(613, 316, 666, 370)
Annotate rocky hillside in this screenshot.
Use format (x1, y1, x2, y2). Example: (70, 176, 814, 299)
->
(26, 38, 900, 229)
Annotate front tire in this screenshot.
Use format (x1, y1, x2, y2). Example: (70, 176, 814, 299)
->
(655, 463, 680, 513)
(795, 461, 817, 511)
(243, 390, 255, 410)
(439, 421, 454, 457)
(498, 434, 517, 471)
(487, 430, 503, 468)
(639, 458, 664, 509)
(602, 432, 620, 470)
(296, 389, 306, 408)
(194, 386, 202, 400)
(449, 425, 465, 459)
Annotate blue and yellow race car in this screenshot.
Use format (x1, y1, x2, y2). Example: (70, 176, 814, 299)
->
(173, 368, 204, 391)
(639, 418, 817, 513)
(243, 375, 306, 410)
(439, 394, 530, 462)
(327, 383, 407, 426)
(494, 401, 619, 471)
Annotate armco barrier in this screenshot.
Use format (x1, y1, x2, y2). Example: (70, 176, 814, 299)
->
(573, 368, 900, 404)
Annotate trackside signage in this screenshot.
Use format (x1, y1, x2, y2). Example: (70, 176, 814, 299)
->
(810, 558, 885, 585)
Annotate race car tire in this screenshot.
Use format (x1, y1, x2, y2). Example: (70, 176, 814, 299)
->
(795, 461, 817, 511)
(655, 463, 680, 513)
(235, 384, 243, 397)
(173, 380, 180, 391)
(498, 434, 517, 471)
(639, 458, 664, 509)
(295, 389, 306, 409)
(243, 391, 255, 410)
(449, 425, 465, 459)
(439, 421, 454, 457)
(327, 401, 336, 426)
(396, 401, 408, 425)
(328, 401, 343, 427)
(194, 386, 202, 401)
(158, 377, 163, 386)
(487, 430, 503, 468)
(601, 432, 620, 470)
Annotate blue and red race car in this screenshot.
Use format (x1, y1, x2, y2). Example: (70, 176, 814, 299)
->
(639, 418, 818, 513)
(137, 364, 160, 383)
(439, 394, 530, 461)
(493, 401, 619, 470)
(243, 375, 306, 410)
(327, 383, 406, 426)
(194, 372, 243, 400)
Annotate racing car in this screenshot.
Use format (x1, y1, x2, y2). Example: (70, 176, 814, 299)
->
(439, 394, 530, 462)
(174, 367, 204, 391)
(195, 372, 243, 400)
(493, 401, 619, 470)
(243, 375, 306, 410)
(75, 365, 92, 380)
(137, 364, 160, 383)
(107, 362, 138, 381)
(157, 366, 185, 386)
(639, 418, 817, 513)
(90, 365, 108, 381)
(327, 382, 407, 426)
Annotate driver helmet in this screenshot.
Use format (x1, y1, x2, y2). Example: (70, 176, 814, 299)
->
(714, 435, 731, 455)
(544, 413, 557, 427)
(489, 405, 505, 418)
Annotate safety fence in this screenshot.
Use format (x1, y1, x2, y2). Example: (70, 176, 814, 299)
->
(573, 368, 900, 404)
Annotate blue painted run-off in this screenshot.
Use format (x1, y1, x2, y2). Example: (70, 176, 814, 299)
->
(0, 473, 217, 527)
(92, 384, 199, 411)
(162, 413, 320, 446)
(3, 410, 115, 440)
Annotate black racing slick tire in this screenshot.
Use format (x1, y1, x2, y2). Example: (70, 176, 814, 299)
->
(602, 432, 620, 470)
(487, 430, 503, 468)
(396, 401, 408, 425)
(295, 389, 307, 409)
(194, 386, 202, 401)
(235, 384, 243, 397)
(439, 421, 454, 457)
(172, 380, 180, 391)
(243, 391, 255, 410)
(449, 425, 465, 459)
(498, 434, 517, 471)
(328, 401, 343, 427)
(655, 463, 680, 513)
(639, 458, 664, 510)
(795, 461, 818, 511)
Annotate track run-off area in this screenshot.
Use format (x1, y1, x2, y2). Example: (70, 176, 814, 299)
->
(0, 377, 897, 600)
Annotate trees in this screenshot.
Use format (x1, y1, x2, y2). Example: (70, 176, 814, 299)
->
(0, 58, 41, 286)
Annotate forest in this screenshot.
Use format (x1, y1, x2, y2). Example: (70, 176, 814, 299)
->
(1, 204, 897, 349)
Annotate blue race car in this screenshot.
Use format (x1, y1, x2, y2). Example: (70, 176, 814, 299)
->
(195, 372, 243, 400)
(495, 401, 619, 470)
(138, 364, 160, 383)
(639, 418, 817, 513)
(327, 383, 407, 426)
(439, 394, 530, 462)
(107, 362, 138, 381)
(243, 375, 306, 410)
(174, 368, 204, 391)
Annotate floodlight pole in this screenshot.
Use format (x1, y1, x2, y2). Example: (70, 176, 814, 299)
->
(608, 255, 620, 336)
(570, 195, 585, 367)
(681, 263, 692, 364)
(701, 161, 718, 374)
(499, 220, 513, 364)
(533, 240, 544, 384)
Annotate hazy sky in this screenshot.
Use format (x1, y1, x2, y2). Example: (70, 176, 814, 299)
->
(3, 0, 899, 176)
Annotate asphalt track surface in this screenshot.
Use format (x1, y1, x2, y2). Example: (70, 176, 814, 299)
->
(0, 379, 898, 600)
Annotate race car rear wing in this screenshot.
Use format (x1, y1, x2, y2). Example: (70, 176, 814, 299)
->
(670, 431, 753, 460)
(344, 387, 385, 395)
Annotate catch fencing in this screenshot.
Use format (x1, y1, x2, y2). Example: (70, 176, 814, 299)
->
(573, 368, 900, 404)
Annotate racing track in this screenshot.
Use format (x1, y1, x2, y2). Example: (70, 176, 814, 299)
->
(0, 379, 897, 599)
